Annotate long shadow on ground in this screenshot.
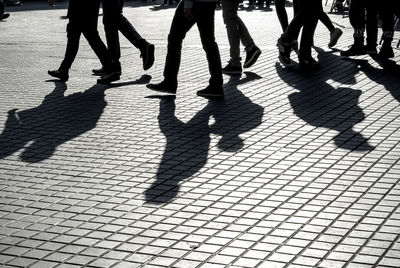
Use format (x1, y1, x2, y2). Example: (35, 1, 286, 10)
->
(0, 75, 151, 163)
(145, 72, 264, 204)
(275, 48, 374, 151)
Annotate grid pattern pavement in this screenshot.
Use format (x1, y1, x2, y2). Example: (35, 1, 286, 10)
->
(0, 1, 399, 267)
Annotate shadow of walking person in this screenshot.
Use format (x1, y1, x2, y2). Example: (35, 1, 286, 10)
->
(0, 75, 151, 163)
(276, 49, 374, 151)
(145, 72, 264, 204)
(344, 57, 400, 103)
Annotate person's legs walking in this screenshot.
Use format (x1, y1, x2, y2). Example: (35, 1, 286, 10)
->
(102, 0, 121, 72)
(341, 0, 368, 56)
(196, 2, 223, 92)
(117, 0, 155, 70)
(0, 0, 10, 20)
(147, 1, 194, 94)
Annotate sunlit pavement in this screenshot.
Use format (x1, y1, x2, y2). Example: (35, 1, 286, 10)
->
(0, 1, 399, 267)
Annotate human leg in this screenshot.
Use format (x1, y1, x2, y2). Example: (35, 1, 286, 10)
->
(196, 2, 223, 91)
(341, 0, 367, 56)
(102, 0, 121, 72)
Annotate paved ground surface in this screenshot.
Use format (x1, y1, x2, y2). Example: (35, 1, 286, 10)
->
(0, 1, 399, 267)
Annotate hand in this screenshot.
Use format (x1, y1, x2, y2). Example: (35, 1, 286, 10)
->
(48, 0, 55, 7)
(183, 8, 194, 20)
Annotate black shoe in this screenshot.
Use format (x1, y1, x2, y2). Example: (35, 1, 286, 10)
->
(141, 43, 155, 71)
(146, 81, 176, 94)
(378, 45, 394, 59)
(277, 37, 292, 65)
(299, 56, 321, 72)
(328, 28, 343, 48)
(48, 69, 69, 82)
(197, 85, 224, 99)
(243, 45, 261, 68)
(92, 66, 113, 76)
(0, 13, 10, 20)
(340, 43, 367, 57)
(97, 71, 121, 84)
(222, 62, 242, 75)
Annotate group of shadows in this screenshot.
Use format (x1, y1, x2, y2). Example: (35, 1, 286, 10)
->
(0, 49, 399, 204)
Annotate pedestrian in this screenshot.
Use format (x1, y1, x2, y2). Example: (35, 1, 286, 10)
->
(277, 0, 323, 71)
(0, 0, 10, 20)
(340, 0, 378, 57)
(47, 0, 115, 83)
(220, 0, 262, 75)
(98, 0, 155, 84)
(146, 0, 224, 99)
(275, 0, 342, 49)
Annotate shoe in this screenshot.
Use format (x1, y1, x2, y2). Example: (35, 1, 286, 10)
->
(197, 85, 224, 99)
(378, 45, 394, 59)
(141, 43, 155, 71)
(340, 43, 367, 56)
(277, 37, 292, 65)
(48, 69, 69, 82)
(328, 28, 343, 48)
(222, 61, 242, 75)
(299, 56, 321, 72)
(146, 81, 176, 94)
(92, 66, 113, 76)
(0, 13, 10, 20)
(97, 71, 121, 84)
(243, 45, 261, 68)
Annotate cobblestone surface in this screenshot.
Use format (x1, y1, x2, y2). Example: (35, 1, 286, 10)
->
(0, 1, 399, 267)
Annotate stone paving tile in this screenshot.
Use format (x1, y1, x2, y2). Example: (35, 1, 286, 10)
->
(1, 0, 400, 267)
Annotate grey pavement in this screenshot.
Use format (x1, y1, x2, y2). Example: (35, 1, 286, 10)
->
(0, 1, 399, 267)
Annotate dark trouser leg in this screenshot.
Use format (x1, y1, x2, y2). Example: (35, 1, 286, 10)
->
(349, 0, 366, 43)
(59, 22, 81, 71)
(298, 0, 320, 58)
(275, 0, 288, 31)
(282, 0, 319, 57)
(83, 30, 113, 69)
(379, 0, 394, 44)
(163, 1, 194, 87)
(365, 0, 378, 48)
(0, 1, 4, 17)
(118, 0, 148, 50)
(102, 0, 121, 71)
(319, 10, 335, 32)
(196, 3, 222, 88)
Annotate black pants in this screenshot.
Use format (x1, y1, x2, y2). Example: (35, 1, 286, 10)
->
(102, 0, 148, 71)
(349, 0, 377, 47)
(163, 1, 222, 88)
(0, 1, 5, 17)
(282, 0, 321, 58)
(60, 0, 112, 71)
